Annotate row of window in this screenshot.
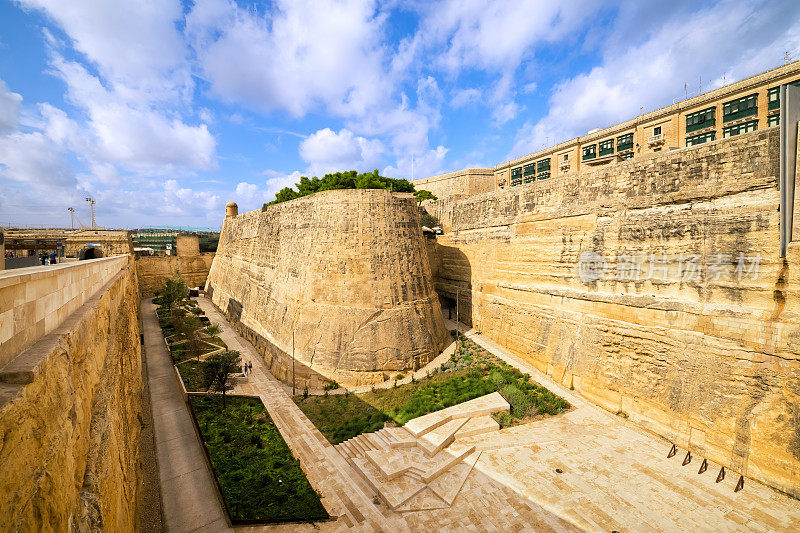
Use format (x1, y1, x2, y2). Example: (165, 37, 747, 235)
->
(507, 84, 792, 187)
(582, 132, 635, 161)
(510, 157, 552, 186)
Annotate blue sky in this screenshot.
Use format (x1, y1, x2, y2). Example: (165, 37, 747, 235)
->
(1, 0, 799, 229)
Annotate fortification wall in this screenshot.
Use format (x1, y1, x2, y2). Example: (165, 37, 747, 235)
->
(431, 128, 800, 498)
(412, 168, 495, 200)
(205, 189, 446, 387)
(0, 256, 129, 370)
(135, 253, 215, 297)
(0, 257, 142, 530)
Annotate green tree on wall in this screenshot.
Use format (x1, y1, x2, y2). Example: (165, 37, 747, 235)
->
(414, 189, 437, 205)
(264, 169, 417, 206)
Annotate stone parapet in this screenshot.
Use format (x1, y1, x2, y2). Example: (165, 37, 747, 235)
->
(0, 255, 129, 370)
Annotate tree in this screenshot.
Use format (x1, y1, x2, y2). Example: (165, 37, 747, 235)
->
(414, 189, 437, 205)
(162, 274, 187, 313)
(174, 314, 203, 362)
(204, 324, 221, 336)
(204, 351, 242, 407)
(264, 169, 418, 205)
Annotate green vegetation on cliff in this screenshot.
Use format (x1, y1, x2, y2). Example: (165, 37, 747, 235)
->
(190, 395, 329, 523)
(264, 169, 432, 206)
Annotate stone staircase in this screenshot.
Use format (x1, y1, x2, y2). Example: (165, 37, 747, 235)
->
(333, 392, 510, 512)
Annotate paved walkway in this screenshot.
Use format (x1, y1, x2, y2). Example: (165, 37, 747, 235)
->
(142, 299, 229, 532)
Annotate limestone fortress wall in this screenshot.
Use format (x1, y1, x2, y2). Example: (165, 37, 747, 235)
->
(425, 127, 800, 498)
(0, 256, 143, 530)
(205, 188, 446, 387)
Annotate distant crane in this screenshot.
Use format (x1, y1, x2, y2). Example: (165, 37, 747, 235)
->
(85, 197, 96, 229)
(67, 207, 75, 229)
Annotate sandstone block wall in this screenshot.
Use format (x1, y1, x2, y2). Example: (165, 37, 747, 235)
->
(205, 189, 446, 386)
(0, 256, 142, 531)
(0, 256, 129, 370)
(431, 128, 800, 498)
(135, 253, 215, 297)
(412, 168, 495, 200)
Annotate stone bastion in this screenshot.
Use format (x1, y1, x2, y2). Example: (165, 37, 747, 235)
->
(205, 188, 447, 387)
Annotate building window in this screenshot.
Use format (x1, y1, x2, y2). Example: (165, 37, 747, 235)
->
(582, 144, 597, 161)
(537, 171, 550, 180)
(523, 163, 535, 177)
(617, 133, 634, 151)
(536, 158, 551, 173)
(723, 119, 758, 138)
(768, 114, 780, 127)
(620, 152, 634, 160)
(685, 107, 715, 133)
(686, 131, 716, 146)
(599, 139, 614, 156)
(653, 126, 662, 135)
(723, 93, 758, 122)
(510, 167, 522, 186)
(768, 87, 780, 111)
(562, 153, 569, 161)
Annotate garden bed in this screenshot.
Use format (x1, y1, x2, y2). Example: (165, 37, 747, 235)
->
(295, 335, 571, 444)
(189, 395, 329, 524)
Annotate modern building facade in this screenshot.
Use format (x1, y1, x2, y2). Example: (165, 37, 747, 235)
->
(493, 61, 800, 189)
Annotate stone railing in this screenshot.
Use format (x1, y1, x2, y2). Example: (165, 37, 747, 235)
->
(0, 256, 129, 370)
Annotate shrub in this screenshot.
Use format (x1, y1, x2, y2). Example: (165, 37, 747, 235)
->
(323, 381, 340, 391)
(493, 410, 513, 428)
(500, 384, 531, 418)
(204, 351, 242, 407)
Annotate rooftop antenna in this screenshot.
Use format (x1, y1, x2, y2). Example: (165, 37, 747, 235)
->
(68, 207, 75, 229)
(786, 50, 792, 65)
(85, 197, 96, 229)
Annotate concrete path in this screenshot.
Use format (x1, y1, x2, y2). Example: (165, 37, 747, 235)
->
(142, 298, 231, 533)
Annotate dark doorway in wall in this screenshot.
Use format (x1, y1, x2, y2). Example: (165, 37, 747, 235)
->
(79, 246, 104, 260)
(440, 295, 456, 320)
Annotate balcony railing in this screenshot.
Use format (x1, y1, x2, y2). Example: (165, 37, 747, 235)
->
(558, 160, 570, 169)
(647, 133, 665, 145)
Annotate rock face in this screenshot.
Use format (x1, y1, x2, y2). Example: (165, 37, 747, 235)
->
(430, 128, 800, 498)
(0, 257, 142, 530)
(205, 189, 446, 386)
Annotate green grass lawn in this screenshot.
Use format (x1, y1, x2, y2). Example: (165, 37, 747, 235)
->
(295, 336, 571, 444)
(294, 394, 388, 444)
(190, 395, 329, 523)
(177, 360, 213, 392)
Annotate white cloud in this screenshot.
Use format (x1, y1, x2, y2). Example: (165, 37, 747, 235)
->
(508, 0, 800, 159)
(0, 80, 23, 134)
(300, 128, 385, 176)
(262, 169, 303, 198)
(0, 131, 75, 186)
(16, 0, 191, 104)
(48, 56, 216, 172)
(383, 145, 449, 180)
(185, 0, 390, 118)
(451, 88, 482, 108)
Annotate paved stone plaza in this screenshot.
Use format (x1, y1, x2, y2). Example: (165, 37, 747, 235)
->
(144, 297, 800, 532)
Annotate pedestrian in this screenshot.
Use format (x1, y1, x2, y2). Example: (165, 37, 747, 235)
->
(248, 361, 253, 374)
(242, 361, 247, 376)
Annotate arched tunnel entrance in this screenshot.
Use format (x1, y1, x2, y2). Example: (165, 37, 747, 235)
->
(79, 246, 104, 260)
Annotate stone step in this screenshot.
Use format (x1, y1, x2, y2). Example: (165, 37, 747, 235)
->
(419, 417, 470, 457)
(368, 431, 391, 448)
(422, 444, 476, 484)
(454, 415, 500, 440)
(349, 437, 368, 456)
(351, 457, 426, 510)
(404, 392, 509, 438)
(386, 426, 417, 448)
(366, 448, 412, 480)
(359, 434, 380, 452)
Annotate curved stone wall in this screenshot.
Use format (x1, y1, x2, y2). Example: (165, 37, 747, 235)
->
(205, 189, 446, 386)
